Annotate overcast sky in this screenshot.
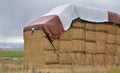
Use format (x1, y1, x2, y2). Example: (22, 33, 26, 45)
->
(0, 0, 120, 43)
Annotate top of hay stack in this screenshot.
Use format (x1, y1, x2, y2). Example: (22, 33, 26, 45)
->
(24, 4, 120, 41)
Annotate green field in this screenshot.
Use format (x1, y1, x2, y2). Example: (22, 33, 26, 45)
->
(0, 51, 23, 58)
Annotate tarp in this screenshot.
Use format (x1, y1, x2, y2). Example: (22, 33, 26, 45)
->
(24, 4, 120, 41)
(108, 12, 120, 24)
(45, 4, 108, 30)
(24, 15, 64, 41)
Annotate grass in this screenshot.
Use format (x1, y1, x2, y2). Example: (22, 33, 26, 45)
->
(0, 51, 23, 58)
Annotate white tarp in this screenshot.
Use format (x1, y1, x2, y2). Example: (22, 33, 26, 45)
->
(44, 4, 108, 30)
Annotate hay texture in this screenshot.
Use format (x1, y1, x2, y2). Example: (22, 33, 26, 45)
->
(24, 21, 120, 68)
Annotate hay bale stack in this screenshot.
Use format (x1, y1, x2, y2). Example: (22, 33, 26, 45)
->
(24, 21, 120, 68)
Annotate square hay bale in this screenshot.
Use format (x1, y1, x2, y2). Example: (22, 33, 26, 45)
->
(25, 57, 46, 68)
(72, 28, 85, 40)
(107, 34, 116, 44)
(59, 28, 72, 40)
(116, 35, 120, 45)
(96, 24, 107, 32)
(85, 31, 96, 42)
(85, 42, 96, 53)
(85, 54, 94, 65)
(96, 32, 107, 42)
(72, 40, 86, 52)
(96, 41, 107, 53)
(40, 37, 54, 51)
(115, 55, 120, 64)
(106, 25, 118, 34)
(59, 40, 73, 53)
(72, 21, 85, 28)
(106, 54, 115, 65)
(116, 45, 120, 54)
(30, 57, 46, 68)
(107, 44, 117, 54)
(45, 51, 58, 64)
(117, 27, 120, 35)
(93, 54, 106, 65)
(60, 53, 75, 64)
(85, 23, 96, 31)
(52, 39, 59, 51)
(76, 53, 86, 65)
(24, 30, 46, 40)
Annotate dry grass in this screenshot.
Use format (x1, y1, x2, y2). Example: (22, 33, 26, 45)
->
(0, 58, 120, 73)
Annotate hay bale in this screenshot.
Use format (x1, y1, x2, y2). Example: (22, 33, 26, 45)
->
(85, 23, 96, 31)
(24, 30, 46, 68)
(117, 27, 120, 35)
(115, 55, 120, 65)
(107, 34, 116, 44)
(45, 51, 58, 64)
(96, 32, 107, 42)
(93, 54, 106, 65)
(85, 42, 96, 53)
(59, 40, 73, 53)
(72, 21, 85, 28)
(85, 31, 96, 42)
(96, 24, 107, 32)
(107, 44, 117, 54)
(52, 39, 59, 51)
(24, 30, 46, 40)
(24, 30, 54, 51)
(107, 25, 118, 34)
(96, 41, 107, 53)
(40, 37, 54, 51)
(59, 28, 72, 40)
(72, 40, 86, 52)
(85, 54, 94, 65)
(72, 28, 85, 40)
(116, 35, 120, 45)
(60, 53, 75, 64)
(76, 53, 86, 65)
(116, 45, 120, 54)
(30, 57, 46, 68)
(23, 30, 47, 47)
(106, 54, 115, 65)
